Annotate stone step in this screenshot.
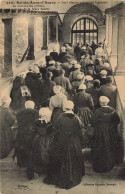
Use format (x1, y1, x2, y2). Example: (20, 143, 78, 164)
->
(0, 148, 125, 179)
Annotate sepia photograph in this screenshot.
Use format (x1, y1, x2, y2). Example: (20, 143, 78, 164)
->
(0, 0, 125, 193)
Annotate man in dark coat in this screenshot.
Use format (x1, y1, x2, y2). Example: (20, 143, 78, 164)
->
(86, 43, 93, 56)
(74, 43, 82, 61)
(99, 76, 117, 109)
(90, 41, 98, 55)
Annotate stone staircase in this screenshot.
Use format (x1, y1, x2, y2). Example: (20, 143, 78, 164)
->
(0, 148, 124, 180)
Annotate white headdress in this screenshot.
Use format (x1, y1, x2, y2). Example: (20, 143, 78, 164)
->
(63, 100, 74, 110)
(0, 96, 11, 107)
(79, 84, 86, 90)
(85, 75, 93, 81)
(53, 85, 62, 94)
(39, 107, 52, 123)
(25, 100, 35, 109)
(99, 96, 109, 104)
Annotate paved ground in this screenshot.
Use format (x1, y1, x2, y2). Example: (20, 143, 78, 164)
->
(0, 150, 125, 194)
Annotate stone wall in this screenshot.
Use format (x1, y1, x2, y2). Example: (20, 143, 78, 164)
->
(14, 17, 28, 64)
(115, 76, 125, 161)
(0, 20, 4, 74)
(35, 17, 43, 53)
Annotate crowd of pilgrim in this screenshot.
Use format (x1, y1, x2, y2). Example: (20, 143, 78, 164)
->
(0, 41, 123, 189)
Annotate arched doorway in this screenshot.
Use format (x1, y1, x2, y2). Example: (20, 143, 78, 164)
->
(71, 18, 98, 46)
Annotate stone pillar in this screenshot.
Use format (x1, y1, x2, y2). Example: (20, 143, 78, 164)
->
(48, 16, 50, 44)
(42, 16, 48, 50)
(48, 16, 53, 43)
(115, 16, 125, 75)
(12, 18, 16, 69)
(110, 17, 118, 71)
(106, 14, 109, 45)
(56, 17, 58, 43)
(108, 13, 112, 53)
(34, 18, 36, 56)
(58, 25, 63, 42)
(27, 17, 35, 60)
(98, 25, 106, 43)
(48, 16, 58, 43)
(2, 18, 13, 77)
(111, 17, 118, 56)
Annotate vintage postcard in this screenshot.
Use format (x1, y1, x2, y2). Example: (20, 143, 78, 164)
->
(0, 0, 125, 193)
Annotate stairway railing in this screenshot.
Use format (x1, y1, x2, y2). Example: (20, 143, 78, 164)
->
(20, 46, 30, 63)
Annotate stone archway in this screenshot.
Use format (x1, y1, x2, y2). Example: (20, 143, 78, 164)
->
(63, 2, 105, 44)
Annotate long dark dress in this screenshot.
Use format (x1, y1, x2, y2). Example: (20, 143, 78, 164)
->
(0, 106, 15, 159)
(91, 106, 123, 173)
(44, 113, 85, 189)
(15, 108, 38, 167)
(25, 72, 43, 107)
(40, 79, 56, 107)
(74, 91, 94, 127)
(10, 76, 25, 112)
(51, 107, 64, 126)
(27, 120, 54, 179)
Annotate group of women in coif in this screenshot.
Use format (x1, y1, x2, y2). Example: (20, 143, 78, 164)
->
(0, 42, 123, 189)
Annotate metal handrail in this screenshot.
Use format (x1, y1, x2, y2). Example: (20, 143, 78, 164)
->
(20, 46, 30, 63)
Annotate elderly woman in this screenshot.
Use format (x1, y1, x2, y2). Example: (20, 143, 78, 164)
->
(91, 96, 122, 173)
(10, 76, 25, 113)
(86, 79, 100, 109)
(40, 72, 56, 107)
(58, 46, 67, 63)
(0, 97, 15, 159)
(27, 107, 53, 180)
(44, 100, 85, 189)
(54, 69, 72, 99)
(49, 85, 67, 112)
(74, 83, 94, 127)
(99, 70, 108, 86)
(25, 66, 43, 108)
(49, 85, 67, 125)
(95, 43, 105, 58)
(15, 100, 38, 167)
